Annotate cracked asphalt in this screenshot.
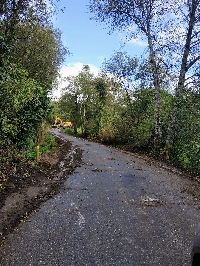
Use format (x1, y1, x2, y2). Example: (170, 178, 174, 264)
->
(0, 131, 199, 265)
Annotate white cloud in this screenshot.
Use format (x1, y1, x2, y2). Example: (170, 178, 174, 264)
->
(51, 62, 99, 100)
(126, 37, 147, 47)
(117, 25, 148, 47)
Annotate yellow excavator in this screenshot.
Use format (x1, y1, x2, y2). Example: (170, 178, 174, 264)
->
(52, 116, 62, 128)
(62, 121, 72, 128)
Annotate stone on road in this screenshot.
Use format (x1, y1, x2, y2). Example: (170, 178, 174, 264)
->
(0, 131, 199, 265)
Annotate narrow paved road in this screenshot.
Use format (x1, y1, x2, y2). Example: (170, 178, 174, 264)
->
(0, 131, 199, 265)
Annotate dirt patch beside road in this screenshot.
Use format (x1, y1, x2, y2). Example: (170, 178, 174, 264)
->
(0, 135, 82, 242)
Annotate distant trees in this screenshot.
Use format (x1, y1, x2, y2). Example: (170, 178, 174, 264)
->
(59, 65, 122, 137)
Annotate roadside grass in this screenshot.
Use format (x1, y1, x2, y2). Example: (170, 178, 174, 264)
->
(62, 128, 74, 135)
(0, 131, 57, 163)
(61, 127, 200, 176)
(63, 127, 82, 135)
(26, 131, 57, 160)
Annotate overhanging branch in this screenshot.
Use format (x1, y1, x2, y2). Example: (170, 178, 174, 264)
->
(186, 55, 200, 71)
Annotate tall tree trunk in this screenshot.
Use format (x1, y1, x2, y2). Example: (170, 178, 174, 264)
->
(165, 0, 197, 158)
(73, 94, 79, 135)
(147, 26, 162, 153)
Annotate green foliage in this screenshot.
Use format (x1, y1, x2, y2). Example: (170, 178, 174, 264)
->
(60, 65, 98, 136)
(102, 51, 138, 87)
(63, 128, 75, 136)
(40, 131, 57, 152)
(57, 62, 199, 175)
(45, 101, 60, 125)
(171, 90, 200, 173)
(0, 65, 49, 148)
(111, 89, 172, 150)
(1, 0, 58, 36)
(0, 1, 69, 152)
(25, 142, 38, 161)
(59, 91, 82, 134)
(174, 141, 199, 172)
(11, 23, 68, 90)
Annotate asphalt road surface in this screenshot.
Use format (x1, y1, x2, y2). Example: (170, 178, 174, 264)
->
(1, 131, 199, 265)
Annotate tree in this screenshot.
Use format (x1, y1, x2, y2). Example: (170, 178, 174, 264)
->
(59, 91, 81, 135)
(59, 65, 123, 138)
(92, 74, 109, 134)
(0, 0, 69, 149)
(0, 0, 56, 35)
(102, 51, 138, 106)
(60, 71, 84, 135)
(0, 0, 57, 72)
(75, 65, 96, 136)
(10, 22, 68, 90)
(89, 0, 168, 151)
(165, 0, 200, 157)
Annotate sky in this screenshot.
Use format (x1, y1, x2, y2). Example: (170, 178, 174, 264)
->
(52, 0, 147, 99)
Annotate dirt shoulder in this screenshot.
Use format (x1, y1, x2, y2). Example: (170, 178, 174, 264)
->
(0, 135, 82, 242)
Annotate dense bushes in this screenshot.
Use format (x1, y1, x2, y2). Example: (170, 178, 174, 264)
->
(171, 90, 200, 173)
